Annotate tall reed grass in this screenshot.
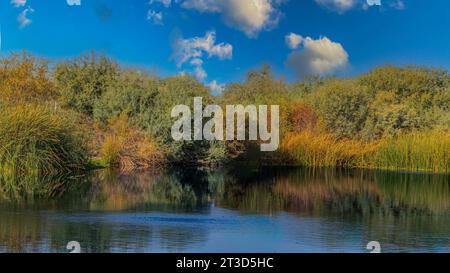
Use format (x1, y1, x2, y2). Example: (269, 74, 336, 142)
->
(281, 129, 450, 173)
(371, 130, 450, 173)
(281, 130, 379, 168)
(0, 104, 87, 177)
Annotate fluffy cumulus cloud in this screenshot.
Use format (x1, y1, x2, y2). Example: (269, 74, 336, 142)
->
(286, 34, 349, 78)
(17, 7, 34, 28)
(147, 10, 164, 25)
(180, 0, 283, 37)
(172, 30, 232, 84)
(10, 0, 26, 7)
(66, 0, 81, 6)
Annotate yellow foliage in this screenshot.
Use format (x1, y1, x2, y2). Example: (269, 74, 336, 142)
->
(100, 113, 165, 172)
(0, 52, 56, 104)
(281, 128, 450, 173)
(281, 129, 380, 168)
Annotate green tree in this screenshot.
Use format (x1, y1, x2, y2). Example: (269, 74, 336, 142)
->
(54, 52, 119, 115)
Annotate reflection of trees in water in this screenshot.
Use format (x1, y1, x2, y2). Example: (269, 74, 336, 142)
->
(375, 171, 450, 214)
(213, 167, 450, 216)
(273, 168, 382, 215)
(213, 167, 450, 251)
(0, 210, 43, 252)
(0, 172, 92, 202)
(61, 169, 203, 211)
(2, 167, 449, 216)
(0, 167, 449, 252)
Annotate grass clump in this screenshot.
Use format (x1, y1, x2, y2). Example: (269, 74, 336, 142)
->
(281, 129, 450, 173)
(0, 104, 88, 177)
(281, 130, 380, 168)
(371, 130, 450, 173)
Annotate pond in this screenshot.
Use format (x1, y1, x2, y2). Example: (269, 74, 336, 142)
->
(0, 167, 449, 253)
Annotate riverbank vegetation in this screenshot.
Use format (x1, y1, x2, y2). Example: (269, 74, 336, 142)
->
(0, 51, 449, 191)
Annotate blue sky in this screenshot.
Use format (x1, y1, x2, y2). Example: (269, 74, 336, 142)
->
(2, 0, 450, 91)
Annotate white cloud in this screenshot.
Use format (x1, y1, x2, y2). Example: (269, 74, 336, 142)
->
(315, 0, 357, 13)
(285, 32, 303, 50)
(208, 80, 225, 95)
(66, 0, 81, 6)
(320, 0, 404, 12)
(17, 7, 34, 29)
(172, 30, 232, 67)
(11, 0, 26, 7)
(190, 58, 203, 66)
(180, 0, 283, 37)
(149, 0, 172, 8)
(147, 10, 164, 25)
(366, 0, 381, 6)
(172, 31, 232, 81)
(286, 35, 349, 78)
(194, 66, 207, 80)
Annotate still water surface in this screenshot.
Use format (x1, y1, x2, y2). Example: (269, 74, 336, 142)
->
(0, 167, 449, 253)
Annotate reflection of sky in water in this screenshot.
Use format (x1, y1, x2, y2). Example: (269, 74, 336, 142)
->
(0, 168, 449, 253)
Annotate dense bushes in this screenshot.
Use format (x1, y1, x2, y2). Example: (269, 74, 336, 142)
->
(54, 52, 119, 115)
(1, 51, 449, 174)
(55, 53, 225, 165)
(279, 66, 450, 172)
(0, 52, 56, 104)
(311, 79, 370, 139)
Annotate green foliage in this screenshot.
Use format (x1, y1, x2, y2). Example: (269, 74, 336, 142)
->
(359, 66, 450, 139)
(55, 52, 119, 115)
(93, 70, 224, 164)
(219, 66, 292, 160)
(303, 66, 450, 140)
(151, 75, 226, 163)
(359, 66, 448, 98)
(93, 69, 159, 124)
(2, 50, 450, 173)
(220, 65, 290, 107)
(311, 79, 371, 139)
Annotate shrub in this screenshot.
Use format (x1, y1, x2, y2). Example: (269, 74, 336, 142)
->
(93, 69, 159, 124)
(359, 66, 450, 139)
(359, 66, 448, 98)
(288, 103, 319, 133)
(0, 51, 56, 104)
(311, 79, 371, 139)
(54, 52, 119, 116)
(100, 114, 165, 171)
